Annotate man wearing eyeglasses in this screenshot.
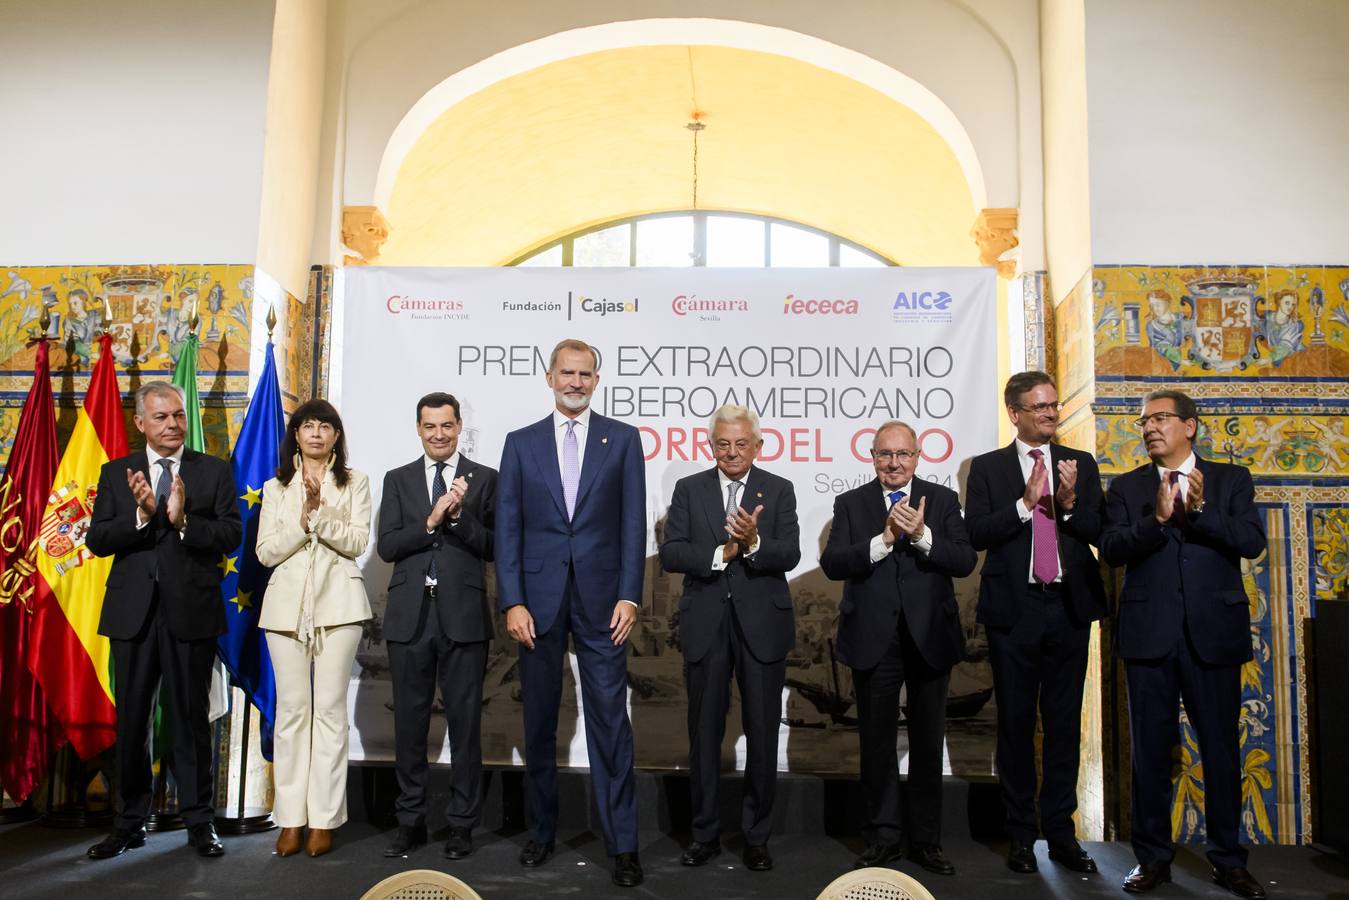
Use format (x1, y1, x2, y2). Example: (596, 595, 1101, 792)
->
(964, 371, 1106, 876)
(658, 404, 800, 873)
(821, 421, 976, 875)
(1101, 390, 1266, 899)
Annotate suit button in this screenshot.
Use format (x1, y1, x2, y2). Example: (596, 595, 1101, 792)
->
(433, 542, 440, 548)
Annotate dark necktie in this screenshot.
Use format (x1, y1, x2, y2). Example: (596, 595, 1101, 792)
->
(1028, 448, 1059, 583)
(1168, 470, 1186, 526)
(428, 461, 446, 580)
(154, 458, 173, 510)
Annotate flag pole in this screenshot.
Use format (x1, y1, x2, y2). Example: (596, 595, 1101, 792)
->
(213, 303, 277, 836)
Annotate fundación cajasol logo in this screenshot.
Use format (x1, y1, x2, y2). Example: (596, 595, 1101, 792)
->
(891, 289, 954, 324)
(568, 292, 639, 320)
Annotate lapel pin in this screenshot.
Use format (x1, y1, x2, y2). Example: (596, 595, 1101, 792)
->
(467, 471, 474, 478)
(602, 437, 608, 444)
(756, 491, 763, 498)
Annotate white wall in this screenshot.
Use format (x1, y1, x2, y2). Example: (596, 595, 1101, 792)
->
(0, 0, 275, 264)
(1086, 0, 1349, 263)
(1041, 0, 1092, 303)
(331, 0, 1041, 263)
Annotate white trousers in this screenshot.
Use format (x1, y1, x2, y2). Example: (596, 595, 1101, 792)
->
(265, 624, 362, 829)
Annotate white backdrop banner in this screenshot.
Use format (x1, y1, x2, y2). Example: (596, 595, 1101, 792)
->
(334, 267, 998, 772)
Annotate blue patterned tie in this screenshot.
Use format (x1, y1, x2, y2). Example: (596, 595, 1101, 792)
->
(563, 421, 579, 520)
(428, 461, 446, 580)
(888, 489, 905, 507)
(154, 459, 173, 507)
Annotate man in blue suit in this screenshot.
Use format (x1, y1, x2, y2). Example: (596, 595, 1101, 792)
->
(1101, 389, 1266, 899)
(495, 338, 647, 888)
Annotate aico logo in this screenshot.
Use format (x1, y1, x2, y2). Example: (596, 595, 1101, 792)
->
(386, 295, 466, 315)
(671, 295, 750, 316)
(569, 294, 639, 319)
(782, 294, 860, 316)
(892, 291, 953, 311)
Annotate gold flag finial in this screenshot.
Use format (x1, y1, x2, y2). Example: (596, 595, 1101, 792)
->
(189, 295, 200, 334)
(266, 303, 277, 339)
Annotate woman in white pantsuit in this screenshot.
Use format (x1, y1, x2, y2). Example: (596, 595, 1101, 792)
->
(256, 399, 372, 858)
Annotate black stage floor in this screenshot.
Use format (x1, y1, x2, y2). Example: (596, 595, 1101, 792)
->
(3, 771, 1346, 899)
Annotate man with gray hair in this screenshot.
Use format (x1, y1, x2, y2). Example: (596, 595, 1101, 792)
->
(85, 381, 241, 861)
(821, 421, 976, 876)
(659, 404, 800, 872)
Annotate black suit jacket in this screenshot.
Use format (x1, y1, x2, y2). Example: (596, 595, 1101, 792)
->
(659, 466, 800, 664)
(965, 442, 1107, 629)
(86, 449, 242, 642)
(1100, 456, 1265, 666)
(821, 477, 977, 672)
(378, 454, 496, 644)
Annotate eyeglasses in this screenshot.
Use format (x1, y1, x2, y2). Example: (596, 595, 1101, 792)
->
(872, 450, 919, 462)
(714, 440, 756, 453)
(1016, 402, 1063, 414)
(1133, 412, 1185, 429)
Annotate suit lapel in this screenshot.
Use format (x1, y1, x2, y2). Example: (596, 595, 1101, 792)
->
(574, 413, 610, 512)
(701, 468, 727, 540)
(999, 443, 1024, 497)
(404, 457, 432, 521)
(527, 416, 568, 520)
(864, 477, 889, 536)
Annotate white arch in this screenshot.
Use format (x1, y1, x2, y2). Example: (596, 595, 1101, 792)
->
(372, 17, 987, 211)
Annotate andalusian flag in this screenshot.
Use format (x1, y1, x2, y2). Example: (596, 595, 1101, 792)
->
(0, 338, 64, 801)
(27, 332, 124, 759)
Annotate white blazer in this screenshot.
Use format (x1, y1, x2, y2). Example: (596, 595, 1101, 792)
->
(255, 467, 373, 633)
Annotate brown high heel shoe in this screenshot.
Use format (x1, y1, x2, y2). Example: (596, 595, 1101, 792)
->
(305, 827, 333, 857)
(275, 827, 303, 857)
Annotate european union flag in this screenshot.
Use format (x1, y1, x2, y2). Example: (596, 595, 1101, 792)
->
(216, 341, 283, 759)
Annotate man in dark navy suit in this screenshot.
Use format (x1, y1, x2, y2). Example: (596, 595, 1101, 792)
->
(495, 339, 646, 888)
(965, 371, 1105, 875)
(821, 420, 976, 876)
(1101, 389, 1266, 899)
(659, 404, 800, 872)
(378, 392, 496, 860)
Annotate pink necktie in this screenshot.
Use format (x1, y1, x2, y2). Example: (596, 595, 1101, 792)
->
(1168, 470, 1186, 525)
(1028, 449, 1058, 584)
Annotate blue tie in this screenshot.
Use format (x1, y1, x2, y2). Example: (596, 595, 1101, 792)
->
(888, 490, 906, 507)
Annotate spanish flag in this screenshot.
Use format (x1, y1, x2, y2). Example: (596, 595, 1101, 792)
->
(27, 333, 125, 759)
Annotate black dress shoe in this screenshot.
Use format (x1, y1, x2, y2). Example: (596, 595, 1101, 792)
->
(519, 839, 554, 867)
(912, 844, 955, 876)
(186, 823, 225, 858)
(1006, 840, 1038, 873)
(443, 826, 473, 860)
(87, 827, 147, 860)
(612, 851, 643, 887)
(744, 844, 773, 871)
(1122, 862, 1171, 893)
(1212, 866, 1267, 899)
(680, 840, 721, 866)
(384, 824, 426, 858)
(1048, 840, 1097, 873)
(854, 841, 903, 869)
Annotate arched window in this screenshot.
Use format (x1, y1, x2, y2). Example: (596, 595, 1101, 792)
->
(511, 211, 894, 267)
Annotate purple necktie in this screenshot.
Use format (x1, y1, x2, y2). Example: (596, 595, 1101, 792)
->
(1028, 448, 1058, 584)
(1168, 470, 1186, 525)
(563, 420, 579, 520)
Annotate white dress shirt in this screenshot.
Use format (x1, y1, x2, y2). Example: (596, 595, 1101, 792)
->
(136, 443, 185, 534)
(867, 480, 933, 563)
(423, 450, 460, 585)
(1012, 437, 1063, 583)
(710, 466, 762, 571)
(1156, 452, 1197, 502)
(553, 407, 590, 474)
